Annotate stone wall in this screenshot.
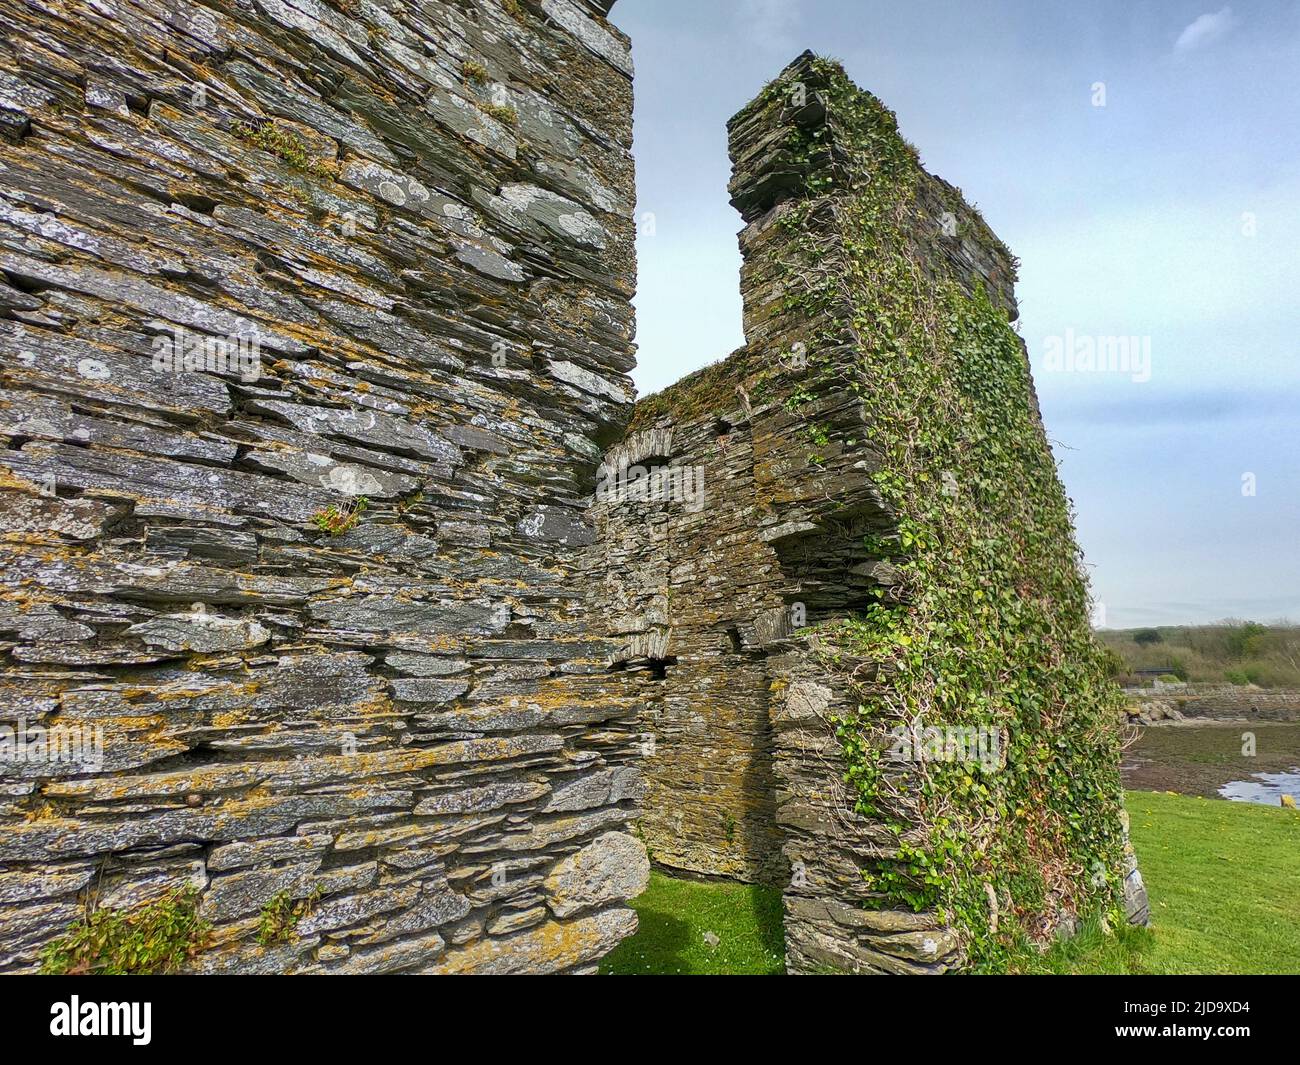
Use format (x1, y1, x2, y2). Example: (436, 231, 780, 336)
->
(0, 6, 1148, 978)
(591, 397, 789, 884)
(614, 53, 1145, 973)
(599, 53, 1011, 967)
(0, 0, 648, 974)
(1126, 684, 1300, 723)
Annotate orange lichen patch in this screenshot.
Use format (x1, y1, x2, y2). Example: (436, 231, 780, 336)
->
(0, 470, 48, 494)
(40, 737, 560, 804)
(82, 715, 172, 732)
(347, 692, 395, 718)
(430, 910, 635, 975)
(204, 915, 263, 950)
(420, 635, 465, 653)
(153, 681, 254, 702)
(23, 803, 62, 823)
(510, 685, 639, 717)
(0, 532, 67, 548)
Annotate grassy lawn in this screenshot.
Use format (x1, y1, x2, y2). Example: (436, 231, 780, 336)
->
(1115, 790, 1300, 973)
(600, 873, 785, 975)
(602, 791, 1300, 975)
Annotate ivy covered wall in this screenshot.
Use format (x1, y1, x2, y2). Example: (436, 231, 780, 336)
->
(622, 52, 1147, 973)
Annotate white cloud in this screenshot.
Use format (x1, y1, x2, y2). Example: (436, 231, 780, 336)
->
(738, 0, 802, 51)
(1174, 6, 1240, 53)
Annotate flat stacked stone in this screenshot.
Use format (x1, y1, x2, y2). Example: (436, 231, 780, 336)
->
(0, 0, 646, 974)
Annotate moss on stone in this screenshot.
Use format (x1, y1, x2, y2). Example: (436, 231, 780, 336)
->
(232, 119, 336, 178)
(483, 101, 519, 126)
(626, 346, 758, 432)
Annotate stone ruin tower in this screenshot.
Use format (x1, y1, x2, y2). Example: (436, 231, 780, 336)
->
(0, 0, 1142, 975)
(592, 51, 1148, 971)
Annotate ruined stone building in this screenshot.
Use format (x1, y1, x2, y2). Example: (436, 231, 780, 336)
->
(0, 0, 1143, 974)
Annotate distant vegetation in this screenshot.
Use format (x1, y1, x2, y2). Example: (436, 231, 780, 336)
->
(1098, 620, 1300, 688)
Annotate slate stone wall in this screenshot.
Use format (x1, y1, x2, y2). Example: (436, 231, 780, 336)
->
(1126, 684, 1300, 722)
(0, 0, 648, 974)
(616, 53, 1145, 974)
(589, 410, 789, 884)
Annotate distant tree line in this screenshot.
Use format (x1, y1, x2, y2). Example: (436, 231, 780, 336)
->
(1097, 620, 1300, 688)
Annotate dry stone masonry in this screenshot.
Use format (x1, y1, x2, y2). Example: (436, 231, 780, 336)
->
(0, 0, 647, 974)
(1125, 683, 1300, 725)
(601, 53, 1147, 973)
(0, 1, 1142, 977)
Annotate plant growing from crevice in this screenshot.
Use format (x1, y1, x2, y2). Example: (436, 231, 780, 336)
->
(310, 496, 367, 536)
(232, 119, 336, 178)
(257, 887, 322, 946)
(483, 101, 518, 126)
(39, 887, 210, 975)
(395, 487, 424, 517)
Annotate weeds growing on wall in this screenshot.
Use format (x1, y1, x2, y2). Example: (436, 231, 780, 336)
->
(232, 120, 336, 178)
(257, 888, 322, 946)
(40, 887, 210, 975)
(311, 496, 368, 536)
(762, 58, 1129, 963)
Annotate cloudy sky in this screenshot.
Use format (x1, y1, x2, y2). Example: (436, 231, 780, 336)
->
(612, 0, 1300, 628)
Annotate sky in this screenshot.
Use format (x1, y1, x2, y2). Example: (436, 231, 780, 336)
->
(610, 0, 1300, 629)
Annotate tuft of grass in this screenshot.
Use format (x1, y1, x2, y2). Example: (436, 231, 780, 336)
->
(483, 101, 518, 126)
(502, 0, 527, 23)
(462, 59, 490, 85)
(998, 915, 1157, 975)
(600, 871, 784, 975)
(40, 887, 210, 975)
(396, 487, 424, 516)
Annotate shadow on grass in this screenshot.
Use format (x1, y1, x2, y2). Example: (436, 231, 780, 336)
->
(600, 901, 694, 975)
(601, 871, 787, 974)
(751, 879, 786, 961)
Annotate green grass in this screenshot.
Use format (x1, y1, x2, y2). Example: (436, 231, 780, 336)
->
(600, 874, 785, 975)
(604, 791, 1300, 975)
(1115, 790, 1300, 974)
